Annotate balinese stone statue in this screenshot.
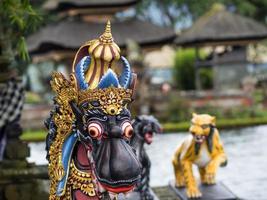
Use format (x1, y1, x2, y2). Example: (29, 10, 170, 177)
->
(127, 115, 161, 200)
(172, 113, 227, 198)
(45, 21, 141, 200)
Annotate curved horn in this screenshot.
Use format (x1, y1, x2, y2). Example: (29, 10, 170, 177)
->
(119, 56, 131, 89)
(75, 56, 90, 90)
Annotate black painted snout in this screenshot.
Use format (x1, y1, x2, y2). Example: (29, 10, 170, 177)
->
(95, 125, 141, 190)
(143, 124, 152, 135)
(110, 126, 123, 138)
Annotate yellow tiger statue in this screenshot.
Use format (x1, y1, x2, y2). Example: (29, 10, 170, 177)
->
(172, 113, 227, 198)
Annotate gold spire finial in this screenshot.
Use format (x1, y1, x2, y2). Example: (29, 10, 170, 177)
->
(105, 20, 111, 34)
(85, 20, 121, 89)
(99, 20, 113, 44)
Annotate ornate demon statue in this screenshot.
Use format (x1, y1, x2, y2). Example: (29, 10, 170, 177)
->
(45, 21, 141, 200)
(172, 113, 227, 199)
(127, 115, 161, 200)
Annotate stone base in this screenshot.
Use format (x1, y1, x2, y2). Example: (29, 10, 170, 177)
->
(0, 180, 49, 200)
(0, 160, 28, 169)
(169, 180, 237, 200)
(4, 139, 30, 160)
(153, 186, 179, 200)
(0, 165, 49, 200)
(0, 112, 48, 199)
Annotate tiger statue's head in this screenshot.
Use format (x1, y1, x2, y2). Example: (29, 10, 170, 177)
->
(189, 113, 216, 144)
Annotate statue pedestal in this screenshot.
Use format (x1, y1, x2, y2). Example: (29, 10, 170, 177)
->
(0, 120, 49, 200)
(169, 180, 237, 200)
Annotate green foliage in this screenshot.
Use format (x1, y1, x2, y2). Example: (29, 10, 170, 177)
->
(252, 89, 264, 104)
(17, 37, 30, 61)
(137, 0, 267, 28)
(173, 48, 211, 90)
(1, 0, 41, 33)
(21, 129, 46, 142)
(165, 93, 267, 123)
(167, 94, 192, 122)
(174, 48, 196, 90)
(199, 68, 213, 89)
(163, 117, 267, 133)
(0, 0, 42, 62)
(163, 121, 190, 132)
(25, 92, 43, 104)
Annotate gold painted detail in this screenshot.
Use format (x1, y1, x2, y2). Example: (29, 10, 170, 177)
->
(68, 160, 96, 197)
(88, 20, 120, 60)
(48, 72, 78, 200)
(85, 21, 121, 89)
(79, 86, 133, 115)
(99, 20, 113, 44)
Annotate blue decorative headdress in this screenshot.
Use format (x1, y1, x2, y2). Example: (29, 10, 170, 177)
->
(72, 20, 133, 91)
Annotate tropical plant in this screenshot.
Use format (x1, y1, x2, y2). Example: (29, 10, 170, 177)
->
(173, 48, 196, 90)
(0, 0, 41, 77)
(173, 48, 212, 90)
(199, 68, 213, 89)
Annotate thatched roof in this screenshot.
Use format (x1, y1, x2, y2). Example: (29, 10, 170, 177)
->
(27, 19, 176, 54)
(176, 6, 267, 46)
(43, 0, 139, 11)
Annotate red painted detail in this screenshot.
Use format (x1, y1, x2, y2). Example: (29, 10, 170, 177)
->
(73, 46, 89, 71)
(194, 135, 207, 144)
(100, 183, 135, 193)
(102, 133, 109, 139)
(77, 144, 91, 168)
(74, 190, 99, 200)
(109, 45, 115, 69)
(144, 132, 153, 144)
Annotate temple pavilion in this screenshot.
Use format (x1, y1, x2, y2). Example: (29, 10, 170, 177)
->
(176, 5, 267, 90)
(27, 0, 176, 63)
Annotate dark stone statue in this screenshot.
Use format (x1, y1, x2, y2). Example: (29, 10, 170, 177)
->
(126, 115, 161, 200)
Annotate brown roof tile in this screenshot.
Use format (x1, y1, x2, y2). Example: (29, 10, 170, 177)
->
(43, 0, 139, 11)
(176, 9, 267, 46)
(27, 19, 176, 54)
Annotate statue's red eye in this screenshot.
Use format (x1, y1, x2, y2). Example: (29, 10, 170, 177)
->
(121, 121, 133, 138)
(88, 122, 103, 139)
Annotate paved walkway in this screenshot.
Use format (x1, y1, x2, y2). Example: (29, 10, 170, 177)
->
(153, 186, 180, 200)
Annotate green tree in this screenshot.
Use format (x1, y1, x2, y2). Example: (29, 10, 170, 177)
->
(0, 0, 41, 79)
(174, 48, 212, 90)
(137, 0, 267, 28)
(174, 48, 196, 90)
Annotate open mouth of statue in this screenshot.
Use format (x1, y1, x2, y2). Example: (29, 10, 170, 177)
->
(97, 176, 140, 193)
(194, 135, 206, 143)
(144, 132, 153, 144)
